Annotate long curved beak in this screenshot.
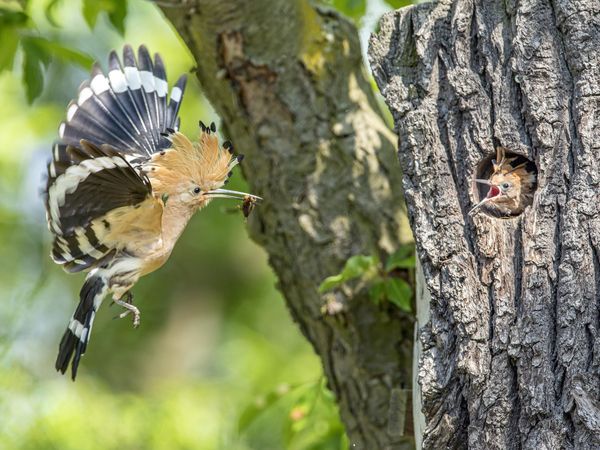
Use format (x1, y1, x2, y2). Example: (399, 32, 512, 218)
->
(205, 188, 263, 201)
(474, 179, 492, 185)
(469, 197, 491, 215)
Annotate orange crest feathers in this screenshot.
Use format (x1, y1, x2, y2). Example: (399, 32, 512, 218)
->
(149, 127, 239, 195)
(492, 147, 518, 175)
(492, 147, 536, 189)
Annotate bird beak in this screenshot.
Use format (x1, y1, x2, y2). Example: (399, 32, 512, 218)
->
(205, 188, 263, 201)
(474, 179, 501, 198)
(469, 180, 502, 216)
(469, 197, 492, 215)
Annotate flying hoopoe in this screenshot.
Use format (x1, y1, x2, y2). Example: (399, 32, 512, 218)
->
(44, 45, 261, 380)
(470, 147, 537, 218)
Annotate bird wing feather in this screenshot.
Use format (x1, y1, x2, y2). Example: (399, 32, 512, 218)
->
(57, 45, 187, 157)
(45, 140, 163, 273)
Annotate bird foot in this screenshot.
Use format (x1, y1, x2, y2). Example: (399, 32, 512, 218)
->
(113, 292, 140, 328)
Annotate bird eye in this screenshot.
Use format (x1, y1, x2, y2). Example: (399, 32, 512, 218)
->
(501, 182, 510, 190)
(193, 187, 201, 195)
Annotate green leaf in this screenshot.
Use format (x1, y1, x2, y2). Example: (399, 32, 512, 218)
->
(282, 379, 347, 449)
(28, 37, 94, 68)
(384, 277, 412, 312)
(342, 255, 377, 279)
(383, 0, 414, 9)
(385, 254, 415, 271)
(0, 27, 19, 73)
(318, 255, 378, 293)
(238, 391, 280, 433)
(44, 0, 62, 26)
(107, 0, 127, 35)
(81, 0, 102, 28)
(21, 36, 53, 103)
(82, 0, 127, 35)
(318, 273, 344, 293)
(368, 279, 386, 304)
(238, 384, 297, 433)
(385, 245, 416, 272)
(0, 7, 28, 26)
(21, 36, 52, 67)
(0, 5, 28, 74)
(19, 36, 94, 102)
(22, 44, 44, 104)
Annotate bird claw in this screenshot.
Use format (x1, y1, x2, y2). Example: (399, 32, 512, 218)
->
(109, 291, 133, 308)
(113, 292, 141, 328)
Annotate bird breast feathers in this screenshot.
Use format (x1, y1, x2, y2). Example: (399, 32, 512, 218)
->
(91, 196, 163, 252)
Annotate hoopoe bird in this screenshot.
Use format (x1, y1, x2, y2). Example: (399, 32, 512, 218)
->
(470, 147, 537, 218)
(44, 45, 260, 380)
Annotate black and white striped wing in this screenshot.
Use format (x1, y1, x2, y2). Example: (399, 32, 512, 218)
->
(58, 44, 187, 157)
(45, 140, 158, 273)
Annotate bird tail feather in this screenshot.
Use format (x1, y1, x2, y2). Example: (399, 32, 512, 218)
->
(55, 273, 107, 380)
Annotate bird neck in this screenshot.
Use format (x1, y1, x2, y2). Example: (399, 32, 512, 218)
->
(146, 166, 202, 251)
(159, 199, 196, 251)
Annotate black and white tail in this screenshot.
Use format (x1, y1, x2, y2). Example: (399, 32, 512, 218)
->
(57, 44, 187, 157)
(56, 272, 107, 380)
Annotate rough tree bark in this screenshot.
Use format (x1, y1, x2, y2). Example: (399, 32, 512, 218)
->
(370, 0, 600, 449)
(156, 1, 415, 448)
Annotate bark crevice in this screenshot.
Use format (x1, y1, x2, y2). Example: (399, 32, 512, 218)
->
(370, 0, 600, 448)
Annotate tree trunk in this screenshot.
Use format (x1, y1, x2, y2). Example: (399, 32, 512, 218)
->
(369, 0, 600, 449)
(156, 1, 415, 448)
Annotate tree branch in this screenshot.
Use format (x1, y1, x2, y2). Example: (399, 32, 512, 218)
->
(156, 0, 414, 447)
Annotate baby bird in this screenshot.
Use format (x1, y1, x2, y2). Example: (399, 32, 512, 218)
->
(470, 147, 537, 218)
(44, 45, 260, 379)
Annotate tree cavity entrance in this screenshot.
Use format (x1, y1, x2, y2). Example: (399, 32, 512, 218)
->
(471, 148, 538, 219)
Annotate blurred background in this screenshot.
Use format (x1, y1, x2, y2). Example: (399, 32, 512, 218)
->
(0, 0, 409, 448)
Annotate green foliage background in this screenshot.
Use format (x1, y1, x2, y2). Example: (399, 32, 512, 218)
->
(0, 0, 412, 448)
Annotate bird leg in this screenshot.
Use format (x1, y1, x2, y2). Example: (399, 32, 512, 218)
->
(113, 291, 141, 328)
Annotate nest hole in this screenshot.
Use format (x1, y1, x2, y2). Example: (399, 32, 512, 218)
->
(471, 149, 538, 219)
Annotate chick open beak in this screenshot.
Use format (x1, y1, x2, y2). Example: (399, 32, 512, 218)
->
(474, 179, 501, 198)
(470, 179, 500, 215)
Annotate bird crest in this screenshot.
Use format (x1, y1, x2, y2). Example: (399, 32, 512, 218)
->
(470, 147, 537, 218)
(148, 122, 242, 201)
